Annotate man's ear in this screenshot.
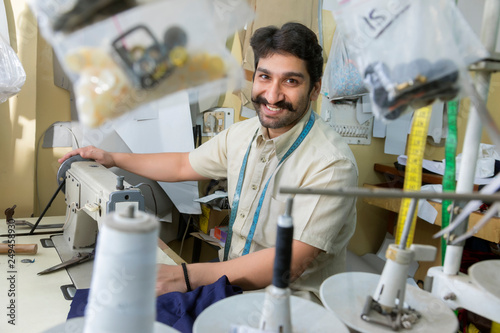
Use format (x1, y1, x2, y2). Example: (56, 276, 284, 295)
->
(310, 80, 321, 101)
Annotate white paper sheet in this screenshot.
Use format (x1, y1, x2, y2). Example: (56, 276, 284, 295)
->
(133, 103, 158, 121)
(428, 102, 444, 144)
(241, 106, 257, 119)
(356, 97, 374, 124)
(398, 155, 446, 176)
(159, 181, 201, 215)
(373, 118, 387, 138)
(398, 151, 497, 185)
(384, 112, 412, 155)
(42, 121, 74, 147)
(361, 95, 372, 113)
(114, 91, 201, 214)
(417, 198, 438, 224)
(194, 191, 228, 204)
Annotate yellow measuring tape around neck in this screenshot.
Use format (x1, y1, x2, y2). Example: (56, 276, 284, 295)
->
(395, 106, 433, 248)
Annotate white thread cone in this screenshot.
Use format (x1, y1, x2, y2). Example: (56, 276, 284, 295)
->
(83, 208, 158, 333)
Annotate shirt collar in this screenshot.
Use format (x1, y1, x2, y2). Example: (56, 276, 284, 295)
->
(256, 108, 313, 160)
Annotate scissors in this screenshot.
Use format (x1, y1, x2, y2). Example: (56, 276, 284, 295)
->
(38, 251, 94, 275)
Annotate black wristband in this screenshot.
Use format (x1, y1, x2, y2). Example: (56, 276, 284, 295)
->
(181, 263, 192, 292)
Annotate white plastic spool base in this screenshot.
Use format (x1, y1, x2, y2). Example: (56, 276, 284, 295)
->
(320, 272, 458, 333)
(259, 285, 292, 333)
(428, 260, 500, 323)
(193, 292, 349, 333)
(469, 260, 500, 300)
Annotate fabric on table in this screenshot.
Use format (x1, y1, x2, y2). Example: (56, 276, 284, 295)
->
(67, 275, 242, 333)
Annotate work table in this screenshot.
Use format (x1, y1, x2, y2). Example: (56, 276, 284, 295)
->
(0, 216, 182, 332)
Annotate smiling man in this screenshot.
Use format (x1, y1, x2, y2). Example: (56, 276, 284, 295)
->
(59, 22, 358, 302)
(252, 53, 314, 137)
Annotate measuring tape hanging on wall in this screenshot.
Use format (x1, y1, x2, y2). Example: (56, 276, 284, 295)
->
(441, 100, 458, 263)
(395, 106, 433, 248)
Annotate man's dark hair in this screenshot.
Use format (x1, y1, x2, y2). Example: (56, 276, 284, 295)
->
(250, 22, 323, 86)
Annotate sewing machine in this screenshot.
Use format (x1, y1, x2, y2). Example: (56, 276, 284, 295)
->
(58, 155, 145, 249)
(0, 156, 183, 332)
(50, 155, 146, 288)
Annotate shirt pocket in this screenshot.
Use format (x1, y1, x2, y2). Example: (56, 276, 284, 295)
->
(257, 196, 286, 249)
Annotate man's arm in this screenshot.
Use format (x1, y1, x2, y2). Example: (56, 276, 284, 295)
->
(156, 239, 321, 295)
(58, 146, 209, 182)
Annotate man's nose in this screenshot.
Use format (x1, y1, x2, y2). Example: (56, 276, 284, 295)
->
(265, 81, 284, 105)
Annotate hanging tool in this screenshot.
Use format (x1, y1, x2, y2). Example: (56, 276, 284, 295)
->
(4, 205, 63, 229)
(441, 100, 458, 263)
(395, 106, 432, 248)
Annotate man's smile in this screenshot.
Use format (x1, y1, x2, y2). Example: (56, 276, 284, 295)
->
(252, 95, 296, 114)
(262, 104, 286, 116)
(266, 105, 282, 112)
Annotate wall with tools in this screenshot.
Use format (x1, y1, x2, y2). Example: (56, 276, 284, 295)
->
(1, 0, 500, 259)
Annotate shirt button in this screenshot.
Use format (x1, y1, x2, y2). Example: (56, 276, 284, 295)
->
(251, 185, 257, 190)
(260, 157, 266, 163)
(240, 235, 245, 240)
(240, 213, 245, 218)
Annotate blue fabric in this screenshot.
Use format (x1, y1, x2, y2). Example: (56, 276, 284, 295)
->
(67, 275, 242, 333)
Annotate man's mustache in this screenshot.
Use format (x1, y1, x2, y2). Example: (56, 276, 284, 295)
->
(251, 95, 296, 112)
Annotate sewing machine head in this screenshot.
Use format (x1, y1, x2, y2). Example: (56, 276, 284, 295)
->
(58, 155, 145, 250)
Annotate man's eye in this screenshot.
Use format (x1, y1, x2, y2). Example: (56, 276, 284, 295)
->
(285, 78, 298, 84)
(259, 74, 270, 80)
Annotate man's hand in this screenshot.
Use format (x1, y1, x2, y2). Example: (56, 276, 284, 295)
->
(156, 264, 188, 296)
(58, 146, 115, 168)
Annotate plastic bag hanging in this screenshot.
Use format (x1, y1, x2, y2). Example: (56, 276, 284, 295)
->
(27, 0, 139, 34)
(0, 34, 26, 103)
(321, 27, 367, 100)
(29, 0, 254, 128)
(331, 0, 488, 121)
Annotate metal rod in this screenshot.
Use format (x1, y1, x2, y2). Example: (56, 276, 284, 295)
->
(450, 201, 500, 245)
(280, 186, 500, 202)
(29, 180, 65, 234)
(399, 198, 417, 250)
(481, 0, 500, 51)
(0, 231, 63, 237)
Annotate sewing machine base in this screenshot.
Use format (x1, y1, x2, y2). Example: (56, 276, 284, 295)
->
(51, 234, 94, 289)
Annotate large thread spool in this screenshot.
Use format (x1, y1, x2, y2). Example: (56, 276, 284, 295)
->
(83, 206, 159, 333)
(44, 207, 178, 333)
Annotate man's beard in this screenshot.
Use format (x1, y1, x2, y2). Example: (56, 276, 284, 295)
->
(251, 95, 306, 130)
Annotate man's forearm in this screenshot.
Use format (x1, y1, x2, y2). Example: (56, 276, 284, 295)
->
(156, 240, 321, 295)
(188, 241, 321, 291)
(111, 152, 207, 182)
(59, 146, 207, 183)
(189, 248, 275, 290)
(155, 249, 274, 296)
